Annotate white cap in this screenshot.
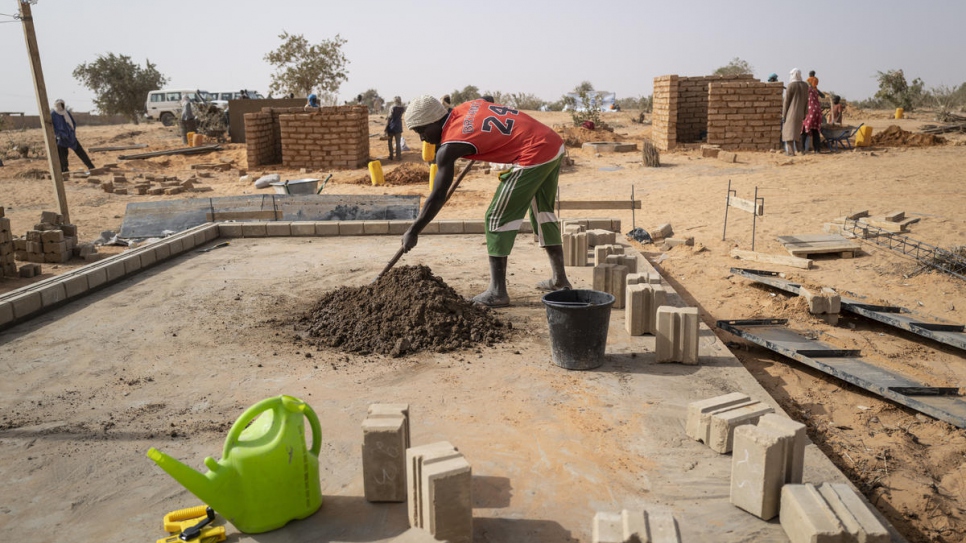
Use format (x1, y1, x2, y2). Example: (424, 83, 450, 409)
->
(404, 95, 448, 130)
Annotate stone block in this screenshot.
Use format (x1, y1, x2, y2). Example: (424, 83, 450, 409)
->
(290, 223, 317, 236)
(153, 242, 171, 262)
(363, 221, 391, 235)
(339, 221, 365, 236)
(407, 442, 461, 529)
(41, 230, 65, 243)
(822, 287, 841, 314)
(436, 220, 463, 234)
(241, 222, 268, 237)
(266, 222, 292, 237)
(650, 223, 674, 240)
(719, 151, 738, 163)
(780, 485, 846, 543)
(39, 282, 68, 308)
(731, 424, 787, 520)
(122, 254, 144, 275)
(103, 259, 127, 282)
(609, 265, 628, 309)
(138, 248, 158, 269)
(758, 413, 807, 484)
(9, 290, 42, 319)
(0, 301, 13, 328)
(389, 220, 413, 235)
(655, 306, 700, 364)
(708, 402, 775, 454)
(362, 414, 408, 502)
(315, 222, 340, 236)
(817, 483, 890, 543)
(593, 263, 614, 292)
(85, 266, 108, 289)
(685, 392, 751, 442)
(218, 223, 243, 237)
(625, 284, 667, 336)
(64, 274, 89, 298)
(421, 453, 472, 543)
(648, 510, 681, 543)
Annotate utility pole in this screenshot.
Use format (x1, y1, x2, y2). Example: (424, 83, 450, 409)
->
(19, 0, 70, 223)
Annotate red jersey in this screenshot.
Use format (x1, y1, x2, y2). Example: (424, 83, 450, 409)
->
(439, 100, 563, 167)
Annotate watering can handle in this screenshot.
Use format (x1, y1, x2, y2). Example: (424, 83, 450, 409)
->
(223, 396, 278, 458)
(300, 401, 322, 456)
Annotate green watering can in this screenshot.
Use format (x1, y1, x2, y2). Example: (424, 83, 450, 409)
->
(147, 395, 322, 533)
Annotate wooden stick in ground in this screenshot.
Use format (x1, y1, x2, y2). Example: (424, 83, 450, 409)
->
(373, 160, 476, 282)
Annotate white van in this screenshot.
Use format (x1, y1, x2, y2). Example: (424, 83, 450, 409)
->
(145, 89, 211, 126)
(209, 90, 265, 101)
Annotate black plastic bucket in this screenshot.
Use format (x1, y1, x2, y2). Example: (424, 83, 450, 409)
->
(542, 289, 615, 370)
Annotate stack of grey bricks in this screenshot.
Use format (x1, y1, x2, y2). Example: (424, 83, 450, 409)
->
(592, 508, 680, 543)
(0, 207, 17, 278)
(14, 211, 76, 264)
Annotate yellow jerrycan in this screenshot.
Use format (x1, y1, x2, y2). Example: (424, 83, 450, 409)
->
(369, 160, 385, 186)
(147, 395, 322, 533)
(422, 141, 436, 162)
(429, 163, 438, 191)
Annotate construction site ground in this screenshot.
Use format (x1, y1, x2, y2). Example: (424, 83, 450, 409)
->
(1, 109, 965, 542)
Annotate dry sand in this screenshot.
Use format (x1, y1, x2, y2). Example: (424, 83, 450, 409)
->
(1, 108, 965, 542)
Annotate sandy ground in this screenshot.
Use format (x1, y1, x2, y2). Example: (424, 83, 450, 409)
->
(1, 108, 966, 542)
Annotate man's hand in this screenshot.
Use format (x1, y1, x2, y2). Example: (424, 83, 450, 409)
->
(402, 228, 418, 253)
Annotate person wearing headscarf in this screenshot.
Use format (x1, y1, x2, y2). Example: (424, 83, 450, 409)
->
(50, 99, 95, 173)
(781, 69, 809, 156)
(385, 96, 406, 161)
(179, 95, 197, 144)
(802, 85, 825, 153)
(304, 93, 320, 110)
(401, 95, 571, 307)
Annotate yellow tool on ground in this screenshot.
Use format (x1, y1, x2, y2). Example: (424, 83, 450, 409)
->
(156, 505, 226, 543)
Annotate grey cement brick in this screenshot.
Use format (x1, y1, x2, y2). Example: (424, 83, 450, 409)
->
(780, 485, 847, 543)
(218, 223, 243, 237)
(339, 222, 365, 236)
(367, 403, 410, 449)
(64, 274, 89, 299)
(139, 248, 158, 269)
(165, 236, 185, 255)
(316, 222, 340, 236)
(730, 424, 787, 520)
(587, 219, 613, 230)
(708, 401, 775, 453)
(123, 254, 143, 275)
(193, 229, 210, 246)
(422, 454, 472, 543)
(85, 266, 108, 289)
(177, 232, 198, 251)
(362, 221, 390, 235)
(104, 260, 127, 282)
(609, 265, 628, 309)
(291, 223, 317, 236)
(817, 483, 890, 543)
(389, 528, 443, 543)
(388, 220, 412, 235)
(593, 264, 615, 292)
(154, 242, 172, 262)
(266, 222, 292, 236)
(9, 291, 42, 319)
(648, 510, 680, 543)
(462, 220, 485, 234)
(39, 282, 68, 307)
(420, 222, 440, 234)
(655, 306, 699, 364)
(436, 220, 463, 234)
(758, 413, 807, 484)
(686, 392, 751, 442)
(0, 301, 13, 327)
(203, 224, 220, 241)
(241, 222, 268, 237)
(362, 414, 408, 502)
(822, 287, 842, 314)
(407, 442, 461, 529)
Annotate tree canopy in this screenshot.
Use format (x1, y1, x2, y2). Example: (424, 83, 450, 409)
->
(72, 54, 167, 124)
(449, 85, 480, 105)
(264, 32, 349, 98)
(713, 57, 754, 76)
(874, 69, 924, 111)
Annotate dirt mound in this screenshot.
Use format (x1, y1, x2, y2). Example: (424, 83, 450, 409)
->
(872, 125, 946, 147)
(298, 265, 510, 357)
(559, 126, 626, 147)
(346, 162, 430, 186)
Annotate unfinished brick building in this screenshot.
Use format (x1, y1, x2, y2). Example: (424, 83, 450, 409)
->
(244, 105, 369, 170)
(652, 74, 784, 152)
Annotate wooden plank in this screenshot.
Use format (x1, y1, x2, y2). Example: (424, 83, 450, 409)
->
(556, 200, 642, 210)
(846, 210, 869, 220)
(728, 196, 763, 216)
(884, 211, 905, 222)
(206, 211, 280, 221)
(118, 145, 221, 160)
(898, 217, 921, 228)
(89, 144, 149, 153)
(731, 248, 813, 269)
(777, 234, 848, 244)
(859, 217, 905, 233)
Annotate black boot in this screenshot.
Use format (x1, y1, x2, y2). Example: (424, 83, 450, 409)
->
(536, 245, 573, 291)
(472, 256, 510, 307)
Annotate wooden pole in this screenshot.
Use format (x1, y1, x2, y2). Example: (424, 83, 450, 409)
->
(19, 0, 71, 223)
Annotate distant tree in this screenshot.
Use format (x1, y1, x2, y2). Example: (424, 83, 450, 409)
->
(927, 84, 965, 121)
(357, 89, 384, 112)
(713, 57, 754, 77)
(874, 69, 924, 111)
(264, 31, 349, 98)
(507, 93, 545, 110)
(450, 85, 480, 105)
(616, 95, 652, 112)
(482, 90, 509, 104)
(574, 81, 595, 93)
(72, 54, 167, 124)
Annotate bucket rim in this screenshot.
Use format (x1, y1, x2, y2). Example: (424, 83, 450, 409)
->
(541, 288, 615, 308)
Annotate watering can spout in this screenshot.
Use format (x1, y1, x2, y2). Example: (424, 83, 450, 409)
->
(147, 447, 232, 516)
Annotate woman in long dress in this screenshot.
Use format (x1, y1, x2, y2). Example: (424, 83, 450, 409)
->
(781, 68, 809, 156)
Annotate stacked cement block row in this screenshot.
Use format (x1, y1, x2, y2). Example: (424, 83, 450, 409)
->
(592, 509, 680, 543)
(0, 209, 17, 278)
(730, 413, 806, 520)
(13, 211, 77, 265)
(0, 223, 219, 331)
(406, 441, 472, 543)
(686, 393, 775, 453)
(560, 219, 622, 240)
(655, 306, 700, 364)
(593, 263, 628, 309)
(362, 404, 410, 503)
(781, 484, 890, 543)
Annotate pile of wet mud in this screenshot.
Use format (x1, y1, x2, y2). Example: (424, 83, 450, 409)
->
(298, 265, 509, 357)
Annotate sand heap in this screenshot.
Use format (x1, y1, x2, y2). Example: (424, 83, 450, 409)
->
(872, 125, 946, 147)
(299, 265, 509, 357)
(347, 162, 430, 186)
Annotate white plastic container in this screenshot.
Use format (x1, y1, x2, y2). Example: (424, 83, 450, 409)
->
(270, 178, 320, 195)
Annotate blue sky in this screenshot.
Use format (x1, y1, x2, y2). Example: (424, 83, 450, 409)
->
(2, 0, 964, 115)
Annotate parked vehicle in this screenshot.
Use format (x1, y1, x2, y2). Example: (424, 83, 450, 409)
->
(145, 89, 211, 126)
(209, 90, 265, 101)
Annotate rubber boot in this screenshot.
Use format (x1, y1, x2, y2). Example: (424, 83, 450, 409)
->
(472, 256, 510, 307)
(536, 245, 573, 291)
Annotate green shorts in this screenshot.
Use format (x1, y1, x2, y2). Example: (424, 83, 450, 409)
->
(484, 154, 563, 257)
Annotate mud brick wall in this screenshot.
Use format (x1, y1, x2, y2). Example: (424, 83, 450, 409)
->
(279, 106, 369, 170)
(707, 81, 784, 151)
(651, 75, 678, 151)
(244, 110, 278, 167)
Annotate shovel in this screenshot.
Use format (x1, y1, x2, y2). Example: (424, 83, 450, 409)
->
(373, 160, 476, 283)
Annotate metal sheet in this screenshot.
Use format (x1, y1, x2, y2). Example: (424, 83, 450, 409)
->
(717, 319, 966, 428)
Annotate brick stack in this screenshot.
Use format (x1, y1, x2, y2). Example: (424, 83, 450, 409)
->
(14, 211, 76, 264)
(0, 207, 17, 278)
(244, 109, 282, 167)
(247, 105, 369, 170)
(651, 75, 678, 151)
(706, 81, 783, 151)
(651, 74, 760, 150)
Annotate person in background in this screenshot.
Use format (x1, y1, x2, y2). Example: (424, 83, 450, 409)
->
(807, 70, 819, 89)
(385, 96, 406, 161)
(51, 99, 95, 172)
(179, 95, 197, 145)
(304, 93, 320, 110)
(802, 85, 824, 153)
(782, 69, 809, 156)
(830, 95, 845, 125)
(767, 73, 779, 83)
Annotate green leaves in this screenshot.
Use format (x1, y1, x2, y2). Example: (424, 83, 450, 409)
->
(264, 32, 349, 98)
(72, 54, 168, 124)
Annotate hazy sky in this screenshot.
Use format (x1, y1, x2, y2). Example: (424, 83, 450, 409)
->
(2, 0, 965, 115)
